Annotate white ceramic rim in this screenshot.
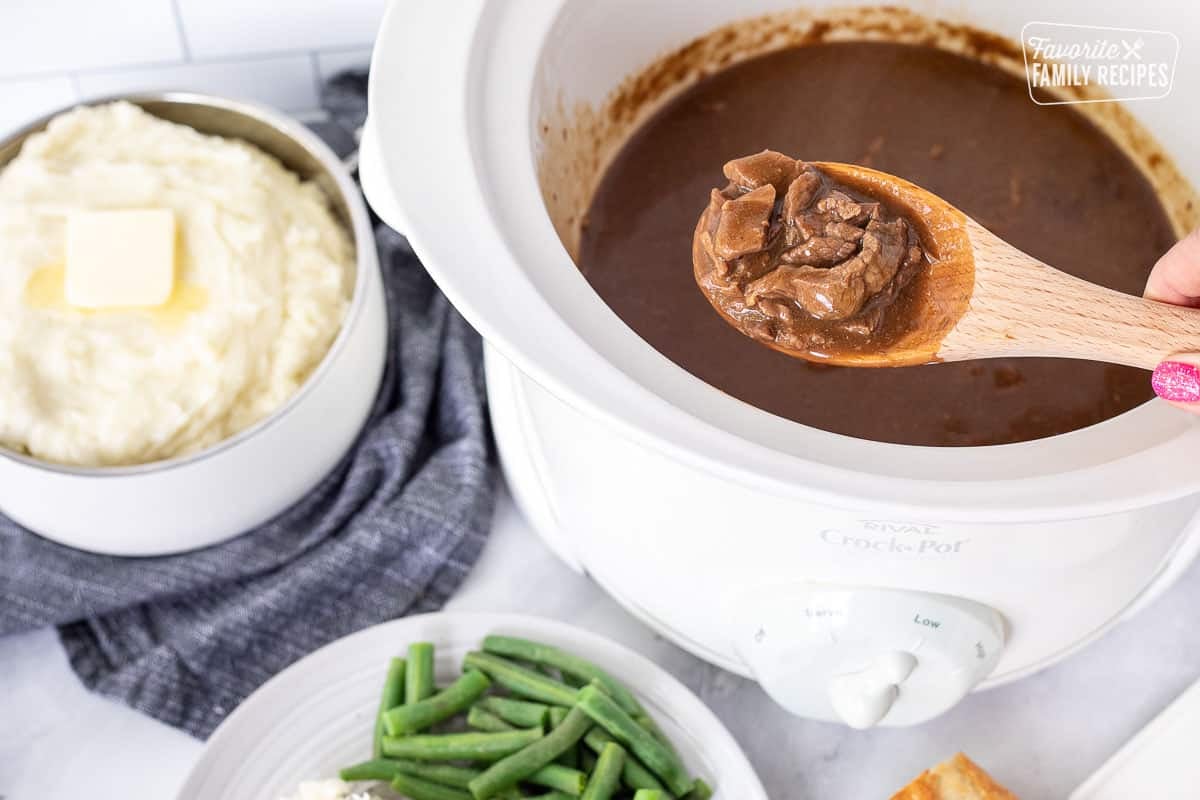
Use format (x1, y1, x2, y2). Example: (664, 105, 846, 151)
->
(367, 0, 1200, 522)
(178, 611, 768, 800)
(0, 91, 376, 478)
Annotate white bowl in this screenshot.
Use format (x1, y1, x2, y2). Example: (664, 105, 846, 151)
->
(0, 93, 388, 556)
(178, 612, 767, 800)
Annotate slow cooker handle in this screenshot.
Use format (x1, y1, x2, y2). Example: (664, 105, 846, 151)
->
(358, 116, 410, 236)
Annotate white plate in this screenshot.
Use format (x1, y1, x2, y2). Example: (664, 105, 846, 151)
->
(178, 612, 767, 799)
(1070, 674, 1200, 800)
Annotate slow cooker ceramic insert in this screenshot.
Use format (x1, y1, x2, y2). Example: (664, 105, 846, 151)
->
(361, 1, 1200, 727)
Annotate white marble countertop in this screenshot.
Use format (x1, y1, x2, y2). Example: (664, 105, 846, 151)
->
(5, 485, 1200, 799)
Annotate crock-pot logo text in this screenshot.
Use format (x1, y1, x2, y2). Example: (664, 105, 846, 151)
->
(819, 520, 968, 557)
(1021, 22, 1178, 105)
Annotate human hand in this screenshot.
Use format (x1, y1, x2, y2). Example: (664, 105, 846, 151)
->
(1146, 230, 1200, 411)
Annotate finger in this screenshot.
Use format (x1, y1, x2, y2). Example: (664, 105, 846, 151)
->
(1145, 228, 1200, 306)
(1151, 355, 1200, 415)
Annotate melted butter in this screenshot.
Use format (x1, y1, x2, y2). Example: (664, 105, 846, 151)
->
(23, 263, 209, 330)
(22, 264, 66, 309)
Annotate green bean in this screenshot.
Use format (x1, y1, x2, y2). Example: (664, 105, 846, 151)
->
(382, 728, 543, 762)
(583, 729, 668, 794)
(391, 772, 473, 800)
(479, 696, 552, 729)
(575, 685, 693, 796)
(561, 673, 588, 689)
(385, 669, 491, 736)
(385, 760, 479, 788)
(634, 712, 681, 761)
(373, 657, 407, 759)
(580, 742, 624, 800)
(580, 749, 597, 774)
(483, 636, 642, 715)
(548, 707, 569, 728)
(467, 706, 593, 800)
(528, 764, 587, 796)
(463, 651, 576, 706)
(684, 779, 713, 800)
(407, 642, 436, 705)
(556, 741, 580, 770)
(340, 758, 404, 782)
(634, 792, 668, 800)
(447, 763, 583, 796)
(572, 672, 669, 756)
(526, 794, 574, 800)
(337, 763, 485, 796)
(469, 706, 516, 733)
(546, 705, 579, 769)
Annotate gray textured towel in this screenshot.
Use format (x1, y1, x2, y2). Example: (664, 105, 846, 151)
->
(0, 73, 495, 738)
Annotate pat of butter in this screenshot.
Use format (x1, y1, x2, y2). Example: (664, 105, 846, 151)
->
(65, 209, 176, 308)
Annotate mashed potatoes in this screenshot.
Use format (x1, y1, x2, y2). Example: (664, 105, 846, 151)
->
(0, 102, 354, 467)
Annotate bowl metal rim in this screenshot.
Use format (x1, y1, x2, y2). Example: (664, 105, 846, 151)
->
(0, 91, 379, 479)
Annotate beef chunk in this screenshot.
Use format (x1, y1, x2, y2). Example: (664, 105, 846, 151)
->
(698, 230, 730, 278)
(783, 169, 823, 222)
(745, 218, 910, 320)
(732, 249, 775, 281)
(789, 212, 829, 243)
(713, 184, 775, 259)
(723, 150, 801, 195)
(816, 191, 869, 223)
(781, 236, 858, 267)
(707, 187, 727, 213)
(824, 221, 866, 243)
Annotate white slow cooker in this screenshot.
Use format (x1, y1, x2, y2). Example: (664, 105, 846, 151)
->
(360, 0, 1200, 727)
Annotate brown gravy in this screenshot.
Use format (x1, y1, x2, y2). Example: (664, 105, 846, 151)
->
(577, 42, 1176, 446)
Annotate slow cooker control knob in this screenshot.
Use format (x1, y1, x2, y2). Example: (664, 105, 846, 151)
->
(729, 584, 1006, 727)
(827, 651, 917, 729)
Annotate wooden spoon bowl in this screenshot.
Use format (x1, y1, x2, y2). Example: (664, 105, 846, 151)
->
(701, 161, 1198, 370)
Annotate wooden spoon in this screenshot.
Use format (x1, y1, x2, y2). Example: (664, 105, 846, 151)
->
(704, 161, 1197, 370)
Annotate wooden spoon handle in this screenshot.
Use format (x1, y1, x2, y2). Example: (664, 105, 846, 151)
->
(940, 219, 1200, 370)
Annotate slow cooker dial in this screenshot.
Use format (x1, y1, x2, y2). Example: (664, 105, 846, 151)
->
(730, 584, 1006, 727)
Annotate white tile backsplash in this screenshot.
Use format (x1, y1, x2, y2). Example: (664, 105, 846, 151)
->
(0, 0, 183, 78)
(0, 0, 385, 135)
(0, 76, 79, 136)
(76, 55, 321, 112)
(316, 47, 374, 82)
(176, 0, 385, 58)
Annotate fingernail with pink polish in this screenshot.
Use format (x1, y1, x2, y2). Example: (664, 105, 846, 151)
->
(1152, 361, 1200, 402)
